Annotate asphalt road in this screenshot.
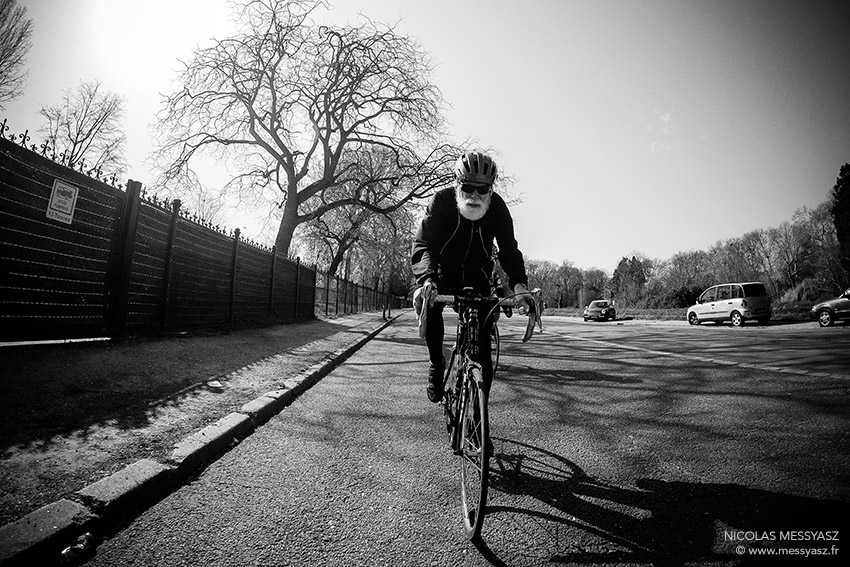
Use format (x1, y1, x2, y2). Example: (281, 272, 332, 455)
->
(84, 314, 849, 566)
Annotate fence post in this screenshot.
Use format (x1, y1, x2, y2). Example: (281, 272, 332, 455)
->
(269, 246, 277, 322)
(294, 256, 301, 320)
(108, 179, 142, 336)
(161, 199, 181, 330)
(229, 228, 240, 329)
(324, 272, 329, 316)
(335, 276, 340, 315)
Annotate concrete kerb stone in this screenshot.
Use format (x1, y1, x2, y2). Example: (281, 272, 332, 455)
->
(167, 412, 255, 481)
(240, 394, 287, 427)
(73, 459, 175, 529)
(0, 499, 99, 566)
(0, 314, 397, 566)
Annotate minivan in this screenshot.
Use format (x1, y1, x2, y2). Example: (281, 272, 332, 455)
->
(686, 282, 771, 326)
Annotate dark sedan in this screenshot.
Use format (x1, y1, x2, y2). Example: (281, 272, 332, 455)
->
(810, 287, 850, 327)
(583, 300, 616, 322)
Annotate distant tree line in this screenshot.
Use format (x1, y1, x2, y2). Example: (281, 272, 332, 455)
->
(527, 164, 850, 310)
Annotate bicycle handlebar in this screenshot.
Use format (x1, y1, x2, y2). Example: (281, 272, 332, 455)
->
(417, 289, 544, 343)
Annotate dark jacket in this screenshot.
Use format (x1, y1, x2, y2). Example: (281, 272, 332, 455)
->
(411, 188, 528, 293)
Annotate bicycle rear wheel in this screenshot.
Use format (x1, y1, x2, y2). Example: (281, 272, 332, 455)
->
(459, 366, 490, 540)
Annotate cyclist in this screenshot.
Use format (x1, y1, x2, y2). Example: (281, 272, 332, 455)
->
(411, 151, 531, 403)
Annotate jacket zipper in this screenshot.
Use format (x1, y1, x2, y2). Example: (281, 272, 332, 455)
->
(476, 227, 490, 283)
(460, 219, 475, 285)
(439, 213, 462, 257)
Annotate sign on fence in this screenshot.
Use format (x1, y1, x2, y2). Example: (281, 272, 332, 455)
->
(46, 179, 79, 224)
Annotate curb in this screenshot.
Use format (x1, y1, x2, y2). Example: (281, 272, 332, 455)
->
(0, 315, 397, 566)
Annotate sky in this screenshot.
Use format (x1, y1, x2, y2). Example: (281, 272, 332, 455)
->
(5, 0, 850, 272)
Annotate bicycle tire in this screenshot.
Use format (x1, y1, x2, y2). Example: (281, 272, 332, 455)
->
(459, 365, 490, 540)
(490, 323, 500, 377)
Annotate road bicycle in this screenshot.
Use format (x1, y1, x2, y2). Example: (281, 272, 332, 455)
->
(419, 287, 542, 539)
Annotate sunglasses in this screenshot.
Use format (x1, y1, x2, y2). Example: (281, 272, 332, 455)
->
(459, 182, 492, 195)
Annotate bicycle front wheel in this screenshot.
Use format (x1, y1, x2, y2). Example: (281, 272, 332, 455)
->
(490, 323, 500, 377)
(459, 366, 490, 540)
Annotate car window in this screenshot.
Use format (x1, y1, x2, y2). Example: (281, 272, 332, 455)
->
(742, 283, 767, 297)
(732, 285, 743, 299)
(700, 287, 717, 302)
(717, 285, 731, 300)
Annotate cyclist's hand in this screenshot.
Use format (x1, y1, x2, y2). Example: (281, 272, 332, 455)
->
(414, 280, 438, 315)
(513, 283, 534, 316)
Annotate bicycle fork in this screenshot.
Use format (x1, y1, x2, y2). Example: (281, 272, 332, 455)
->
(451, 360, 483, 456)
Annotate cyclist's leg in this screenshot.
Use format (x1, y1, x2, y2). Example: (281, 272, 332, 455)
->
(425, 303, 446, 402)
(425, 303, 446, 367)
(479, 315, 494, 393)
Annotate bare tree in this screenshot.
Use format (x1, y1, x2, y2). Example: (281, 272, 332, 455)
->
(557, 261, 584, 308)
(801, 202, 844, 294)
(352, 205, 418, 292)
(297, 203, 371, 276)
(0, 0, 32, 109)
(39, 80, 127, 176)
(525, 258, 558, 299)
(153, 0, 456, 257)
(298, 144, 437, 275)
(769, 221, 813, 290)
(177, 174, 228, 226)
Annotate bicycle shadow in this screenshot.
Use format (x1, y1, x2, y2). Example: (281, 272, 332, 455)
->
(476, 438, 846, 566)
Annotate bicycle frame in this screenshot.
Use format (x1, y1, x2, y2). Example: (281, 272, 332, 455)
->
(442, 293, 492, 449)
(418, 287, 542, 540)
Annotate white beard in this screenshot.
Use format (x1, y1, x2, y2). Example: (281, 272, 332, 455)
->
(456, 191, 491, 221)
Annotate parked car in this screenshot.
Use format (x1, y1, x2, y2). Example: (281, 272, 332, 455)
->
(686, 282, 771, 327)
(583, 300, 616, 322)
(810, 287, 850, 327)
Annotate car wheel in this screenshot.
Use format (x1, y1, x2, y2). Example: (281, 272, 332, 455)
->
(731, 311, 744, 327)
(687, 312, 699, 325)
(583, 316, 589, 322)
(817, 309, 834, 327)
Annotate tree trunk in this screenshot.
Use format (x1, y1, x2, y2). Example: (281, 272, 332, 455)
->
(274, 197, 299, 255)
(328, 246, 348, 276)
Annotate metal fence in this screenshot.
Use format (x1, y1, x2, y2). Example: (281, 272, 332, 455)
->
(0, 134, 407, 343)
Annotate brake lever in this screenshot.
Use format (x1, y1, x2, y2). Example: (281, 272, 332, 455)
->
(534, 289, 544, 332)
(520, 289, 543, 343)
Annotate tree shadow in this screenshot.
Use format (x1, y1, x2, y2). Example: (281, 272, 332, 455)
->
(482, 438, 846, 565)
(497, 363, 643, 384)
(0, 318, 358, 451)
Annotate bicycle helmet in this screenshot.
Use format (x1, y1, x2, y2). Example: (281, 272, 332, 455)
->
(454, 151, 498, 185)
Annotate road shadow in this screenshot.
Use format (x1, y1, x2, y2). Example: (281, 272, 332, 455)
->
(496, 363, 643, 385)
(767, 317, 842, 327)
(483, 438, 845, 566)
